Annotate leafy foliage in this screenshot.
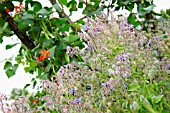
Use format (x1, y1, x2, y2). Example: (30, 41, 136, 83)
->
(0, 0, 170, 113)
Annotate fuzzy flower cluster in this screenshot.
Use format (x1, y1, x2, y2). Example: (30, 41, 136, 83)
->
(66, 46, 80, 57)
(1, 11, 170, 113)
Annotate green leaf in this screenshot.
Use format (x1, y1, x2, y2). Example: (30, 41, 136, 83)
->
(2, 22, 8, 30)
(78, 2, 83, 8)
(24, 61, 37, 73)
(6, 43, 19, 50)
(150, 95, 163, 103)
(130, 101, 139, 111)
(30, 1, 42, 12)
(67, 0, 77, 12)
(5, 69, 15, 78)
(30, 61, 37, 67)
(21, 14, 34, 19)
(4, 61, 12, 70)
(83, 6, 104, 16)
(53, 3, 60, 11)
(63, 35, 80, 43)
(49, 46, 56, 58)
(125, 3, 134, 12)
(0, 2, 14, 12)
(143, 4, 156, 13)
(128, 13, 136, 23)
(50, 109, 58, 113)
(37, 8, 50, 16)
(0, 34, 3, 43)
(12, 64, 18, 72)
(24, 84, 31, 89)
(65, 53, 70, 63)
(58, 24, 69, 32)
(128, 83, 140, 91)
(40, 72, 49, 80)
(59, 0, 67, 6)
(133, 21, 141, 27)
(45, 63, 52, 72)
(82, 4, 95, 14)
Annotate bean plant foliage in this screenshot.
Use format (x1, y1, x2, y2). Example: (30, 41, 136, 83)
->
(0, 0, 170, 113)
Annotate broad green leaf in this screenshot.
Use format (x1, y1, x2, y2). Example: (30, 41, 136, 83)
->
(24, 61, 37, 73)
(49, 46, 56, 58)
(150, 95, 163, 103)
(6, 43, 19, 50)
(128, 83, 140, 91)
(0, 2, 14, 12)
(37, 8, 50, 15)
(133, 21, 141, 27)
(83, 6, 104, 16)
(5, 69, 15, 78)
(67, 0, 77, 12)
(22, 14, 34, 19)
(30, 1, 42, 12)
(78, 2, 83, 8)
(63, 35, 80, 43)
(12, 64, 18, 72)
(40, 72, 49, 80)
(4, 61, 12, 70)
(59, 0, 67, 6)
(30, 61, 37, 67)
(125, 3, 134, 12)
(45, 63, 52, 72)
(82, 4, 95, 15)
(58, 24, 69, 32)
(128, 13, 136, 23)
(53, 3, 60, 11)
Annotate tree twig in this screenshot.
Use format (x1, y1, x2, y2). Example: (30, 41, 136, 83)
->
(1, 12, 36, 50)
(49, 0, 78, 32)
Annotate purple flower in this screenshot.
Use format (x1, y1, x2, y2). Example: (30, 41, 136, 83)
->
(95, 28, 100, 32)
(86, 85, 91, 90)
(87, 46, 94, 51)
(102, 82, 109, 88)
(72, 97, 80, 104)
(156, 50, 161, 55)
(166, 64, 170, 69)
(123, 83, 127, 88)
(82, 25, 88, 31)
(147, 39, 152, 47)
(68, 89, 76, 94)
(119, 55, 125, 61)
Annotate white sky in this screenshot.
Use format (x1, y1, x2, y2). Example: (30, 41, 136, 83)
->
(0, 0, 170, 95)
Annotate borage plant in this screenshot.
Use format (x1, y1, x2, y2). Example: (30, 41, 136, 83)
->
(1, 11, 170, 113)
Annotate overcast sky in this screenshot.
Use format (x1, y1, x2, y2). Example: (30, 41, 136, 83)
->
(0, 0, 170, 95)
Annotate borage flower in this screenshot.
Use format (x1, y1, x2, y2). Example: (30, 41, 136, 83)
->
(72, 97, 80, 104)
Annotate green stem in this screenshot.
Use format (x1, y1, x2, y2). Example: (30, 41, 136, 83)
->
(142, 102, 158, 113)
(41, 20, 55, 39)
